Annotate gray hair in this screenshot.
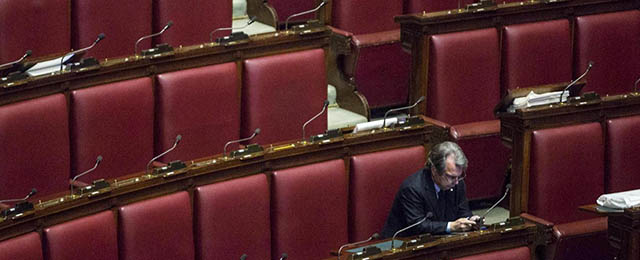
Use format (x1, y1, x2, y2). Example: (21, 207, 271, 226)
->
(427, 141, 468, 173)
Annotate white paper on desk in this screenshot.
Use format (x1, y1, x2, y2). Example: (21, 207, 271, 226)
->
(508, 90, 569, 112)
(597, 189, 640, 209)
(26, 53, 75, 77)
(353, 118, 398, 133)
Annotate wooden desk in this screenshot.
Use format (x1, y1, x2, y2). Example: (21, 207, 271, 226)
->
(581, 204, 640, 260)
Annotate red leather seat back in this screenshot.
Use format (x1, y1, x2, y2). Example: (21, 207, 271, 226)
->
(194, 174, 271, 260)
(453, 246, 530, 260)
(269, 0, 317, 24)
(404, 0, 475, 14)
(332, 0, 401, 34)
(71, 78, 154, 182)
(71, 0, 152, 60)
(502, 20, 572, 91)
(427, 28, 500, 125)
(606, 115, 640, 192)
(0, 0, 69, 63)
(44, 211, 117, 260)
(349, 146, 425, 241)
(0, 94, 70, 199)
(549, 217, 609, 260)
(0, 232, 42, 260)
(242, 49, 327, 145)
(575, 10, 640, 96)
(272, 159, 348, 259)
(118, 191, 194, 260)
(529, 123, 604, 224)
(156, 63, 240, 161)
(153, 0, 232, 47)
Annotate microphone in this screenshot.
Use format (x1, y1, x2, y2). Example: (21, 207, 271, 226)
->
(302, 100, 329, 140)
(391, 212, 433, 249)
(0, 188, 37, 204)
(560, 61, 594, 103)
(146, 134, 182, 174)
(135, 21, 173, 54)
(60, 33, 105, 72)
(279, 253, 288, 260)
(337, 233, 380, 259)
(283, 0, 327, 30)
(224, 128, 260, 156)
(382, 96, 425, 128)
(209, 16, 257, 42)
(240, 254, 247, 260)
(634, 77, 640, 93)
(477, 184, 511, 224)
(0, 50, 32, 70)
(70, 155, 103, 196)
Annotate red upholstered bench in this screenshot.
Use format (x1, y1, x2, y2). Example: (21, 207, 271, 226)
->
(0, 232, 42, 260)
(44, 211, 117, 260)
(606, 115, 640, 193)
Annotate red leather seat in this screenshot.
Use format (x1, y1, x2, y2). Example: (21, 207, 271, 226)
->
(118, 191, 194, 260)
(242, 49, 327, 145)
(44, 211, 117, 260)
(349, 146, 425, 241)
(502, 20, 572, 90)
(71, 78, 154, 182)
(548, 217, 609, 260)
(0, 232, 42, 260)
(428, 28, 508, 200)
(272, 159, 347, 259)
(575, 10, 640, 96)
(71, 0, 152, 60)
(153, 0, 232, 47)
(156, 63, 240, 161)
(194, 174, 271, 260)
(0, 0, 69, 63)
(453, 246, 530, 260)
(606, 115, 640, 192)
(0, 94, 70, 200)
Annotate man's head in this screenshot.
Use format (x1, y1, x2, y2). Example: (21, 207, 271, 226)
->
(427, 141, 468, 190)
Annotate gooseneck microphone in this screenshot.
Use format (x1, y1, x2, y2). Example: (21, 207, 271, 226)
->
(0, 50, 32, 69)
(0, 188, 37, 204)
(479, 184, 511, 223)
(279, 253, 288, 260)
(302, 100, 329, 140)
(337, 233, 380, 259)
(391, 212, 433, 249)
(283, 0, 328, 30)
(60, 33, 105, 72)
(382, 96, 425, 128)
(70, 155, 103, 195)
(146, 134, 182, 173)
(634, 77, 640, 93)
(560, 61, 594, 103)
(224, 128, 260, 156)
(209, 16, 257, 42)
(240, 254, 247, 260)
(135, 21, 173, 54)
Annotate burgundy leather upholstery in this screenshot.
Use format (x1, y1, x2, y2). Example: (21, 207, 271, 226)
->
(0, 232, 42, 260)
(332, 0, 401, 35)
(118, 191, 194, 260)
(349, 146, 425, 241)
(404, 0, 475, 14)
(0, 94, 70, 200)
(153, 0, 232, 47)
(606, 115, 640, 192)
(453, 246, 530, 260)
(272, 159, 348, 259)
(156, 63, 240, 161)
(427, 28, 500, 124)
(548, 217, 608, 260)
(72, 0, 152, 60)
(529, 122, 604, 224)
(71, 78, 154, 182)
(0, 0, 69, 63)
(269, 0, 317, 24)
(44, 211, 117, 260)
(575, 10, 640, 96)
(194, 174, 271, 260)
(242, 49, 327, 145)
(502, 20, 572, 91)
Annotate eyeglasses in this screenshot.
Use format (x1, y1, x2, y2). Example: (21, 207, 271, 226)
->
(443, 170, 466, 182)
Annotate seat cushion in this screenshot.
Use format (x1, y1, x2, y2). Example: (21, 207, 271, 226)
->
(606, 115, 640, 192)
(549, 217, 609, 260)
(44, 211, 117, 260)
(0, 232, 42, 260)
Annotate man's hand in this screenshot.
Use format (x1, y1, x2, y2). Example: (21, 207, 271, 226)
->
(449, 217, 478, 232)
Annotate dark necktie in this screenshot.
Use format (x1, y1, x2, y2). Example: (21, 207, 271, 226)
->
(437, 190, 446, 219)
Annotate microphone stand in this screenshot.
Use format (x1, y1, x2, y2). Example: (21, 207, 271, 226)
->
(223, 128, 260, 156)
(302, 100, 329, 141)
(382, 96, 425, 129)
(70, 156, 103, 197)
(337, 233, 380, 260)
(283, 0, 327, 31)
(560, 61, 593, 103)
(60, 34, 105, 72)
(209, 16, 256, 42)
(146, 135, 181, 174)
(135, 21, 173, 55)
(391, 213, 431, 249)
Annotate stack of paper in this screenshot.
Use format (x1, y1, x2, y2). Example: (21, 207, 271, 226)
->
(508, 90, 569, 112)
(597, 189, 640, 209)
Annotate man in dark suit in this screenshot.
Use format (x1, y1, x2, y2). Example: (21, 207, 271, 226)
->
(381, 141, 480, 238)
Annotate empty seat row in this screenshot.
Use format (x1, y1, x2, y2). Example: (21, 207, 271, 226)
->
(0, 145, 426, 260)
(0, 49, 327, 200)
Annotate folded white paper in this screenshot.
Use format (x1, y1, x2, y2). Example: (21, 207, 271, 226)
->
(27, 53, 75, 77)
(596, 189, 640, 209)
(508, 90, 569, 112)
(353, 118, 398, 133)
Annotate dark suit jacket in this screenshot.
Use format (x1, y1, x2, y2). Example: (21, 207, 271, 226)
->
(380, 167, 472, 238)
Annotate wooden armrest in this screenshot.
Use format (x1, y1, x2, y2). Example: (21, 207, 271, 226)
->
(352, 29, 401, 47)
(328, 26, 353, 38)
(553, 217, 607, 238)
(421, 115, 451, 130)
(520, 213, 554, 228)
(450, 120, 500, 140)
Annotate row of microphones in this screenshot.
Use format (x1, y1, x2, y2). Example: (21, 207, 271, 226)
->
(135, 21, 173, 55)
(60, 33, 106, 72)
(147, 134, 182, 174)
(560, 61, 594, 103)
(391, 212, 433, 249)
(337, 233, 380, 259)
(70, 155, 103, 196)
(210, 16, 257, 43)
(283, 0, 328, 30)
(224, 128, 260, 156)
